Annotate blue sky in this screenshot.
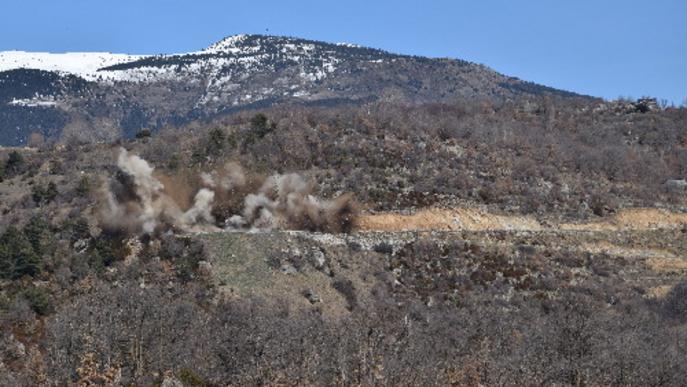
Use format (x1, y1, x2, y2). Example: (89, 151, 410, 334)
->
(1, 0, 685, 103)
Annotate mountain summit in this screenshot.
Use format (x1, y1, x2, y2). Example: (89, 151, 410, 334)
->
(0, 34, 586, 146)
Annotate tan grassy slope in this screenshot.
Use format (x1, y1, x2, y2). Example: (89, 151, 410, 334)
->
(357, 207, 687, 277)
(356, 207, 687, 232)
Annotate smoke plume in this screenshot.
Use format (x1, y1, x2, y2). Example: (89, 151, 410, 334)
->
(99, 149, 218, 234)
(240, 173, 356, 233)
(98, 148, 357, 235)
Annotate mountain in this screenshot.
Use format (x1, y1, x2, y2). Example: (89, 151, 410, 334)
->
(0, 34, 589, 146)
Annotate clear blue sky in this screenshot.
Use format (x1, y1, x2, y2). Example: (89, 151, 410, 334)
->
(1, 0, 685, 103)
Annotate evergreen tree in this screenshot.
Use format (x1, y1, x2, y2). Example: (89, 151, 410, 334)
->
(32, 184, 46, 205)
(31, 181, 59, 205)
(76, 175, 91, 197)
(6, 150, 24, 174)
(205, 127, 226, 157)
(24, 215, 50, 254)
(45, 181, 58, 202)
(250, 113, 275, 138)
(0, 226, 40, 279)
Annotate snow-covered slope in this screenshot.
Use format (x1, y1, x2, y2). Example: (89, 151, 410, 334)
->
(0, 35, 349, 85)
(0, 51, 144, 81)
(200, 34, 250, 54)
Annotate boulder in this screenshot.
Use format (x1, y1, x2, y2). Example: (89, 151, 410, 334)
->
(665, 179, 687, 189)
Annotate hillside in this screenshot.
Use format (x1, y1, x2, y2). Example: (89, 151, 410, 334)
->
(1, 33, 687, 385)
(0, 34, 589, 146)
(1, 95, 686, 383)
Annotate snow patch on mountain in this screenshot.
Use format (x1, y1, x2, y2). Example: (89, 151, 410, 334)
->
(9, 95, 58, 107)
(0, 51, 145, 81)
(0, 36, 360, 88)
(201, 34, 249, 54)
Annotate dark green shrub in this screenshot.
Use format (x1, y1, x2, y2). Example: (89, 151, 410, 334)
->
(6, 150, 24, 174)
(76, 175, 91, 197)
(241, 113, 277, 152)
(478, 185, 495, 203)
(20, 286, 53, 316)
(190, 149, 206, 166)
(23, 215, 50, 254)
(0, 226, 41, 279)
(167, 154, 181, 170)
(31, 184, 45, 205)
(135, 129, 152, 139)
(373, 242, 394, 255)
(31, 182, 58, 205)
(63, 216, 91, 243)
(90, 233, 129, 271)
(227, 132, 238, 149)
(332, 278, 358, 310)
(178, 369, 207, 387)
(160, 235, 205, 281)
(45, 182, 58, 202)
(250, 113, 275, 138)
(589, 194, 615, 217)
(663, 279, 687, 322)
(250, 113, 273, 131)
(49, 160, 63, 175)
(206, 128, 226, 156)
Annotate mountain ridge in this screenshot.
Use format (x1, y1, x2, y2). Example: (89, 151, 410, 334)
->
(0, 34, 591, 146)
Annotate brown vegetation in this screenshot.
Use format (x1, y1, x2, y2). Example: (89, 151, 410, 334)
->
(1, 99, 687, 384)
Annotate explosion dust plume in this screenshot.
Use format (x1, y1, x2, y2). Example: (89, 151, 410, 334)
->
(98, 148, 357, 235)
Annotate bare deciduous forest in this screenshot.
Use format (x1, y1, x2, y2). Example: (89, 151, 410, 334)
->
(1, 96, 687, 385)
